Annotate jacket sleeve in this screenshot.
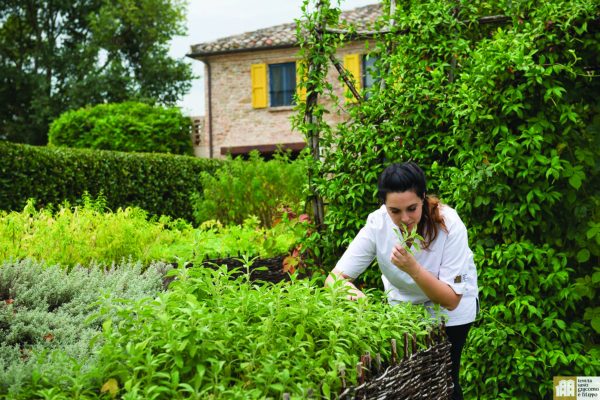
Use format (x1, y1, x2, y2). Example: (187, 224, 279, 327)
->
(438, 217, 473, 295)
(334, 213, 378, 279)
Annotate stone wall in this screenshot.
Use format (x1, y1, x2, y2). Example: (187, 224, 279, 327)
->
(194, 41, 369, 158)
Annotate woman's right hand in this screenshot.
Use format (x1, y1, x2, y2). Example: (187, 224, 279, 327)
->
(325, 268, 366, 301)
(346, 286, 366, 301)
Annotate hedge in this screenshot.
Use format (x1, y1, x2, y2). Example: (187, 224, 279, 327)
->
(48, 102, 194, 155)
(0, 141, 222, 221)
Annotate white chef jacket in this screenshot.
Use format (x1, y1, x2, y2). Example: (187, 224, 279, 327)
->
(335, 204, 478, 326)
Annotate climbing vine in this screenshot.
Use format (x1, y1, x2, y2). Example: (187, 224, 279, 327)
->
(295, 0, 600, 398)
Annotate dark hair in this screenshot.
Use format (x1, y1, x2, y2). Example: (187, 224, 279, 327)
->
(377, 161, 427, 202)
(377, 161, 446, 249)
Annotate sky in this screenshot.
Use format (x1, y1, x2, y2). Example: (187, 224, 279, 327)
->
(169, 0, 379, 116)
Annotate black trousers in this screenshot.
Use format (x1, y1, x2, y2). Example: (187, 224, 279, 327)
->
(445, 322, 473, 400)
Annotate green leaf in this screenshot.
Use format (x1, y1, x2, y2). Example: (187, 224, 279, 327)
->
(269, 383, 285, 392)
(568, 174, 582, 190)
(592, 318, 600, 335)
(576, 249, 590, 263)
(322, 382, 331, 399)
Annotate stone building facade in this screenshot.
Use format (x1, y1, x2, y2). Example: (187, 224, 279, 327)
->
(187, 4, 381, 159)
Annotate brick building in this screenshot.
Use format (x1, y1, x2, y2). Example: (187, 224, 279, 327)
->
(187, 3, 381, 159)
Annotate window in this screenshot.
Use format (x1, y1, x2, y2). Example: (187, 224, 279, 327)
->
(362, 55, 379, 99)
(269, 62, 296, 107)
(343, 53, 379, 102)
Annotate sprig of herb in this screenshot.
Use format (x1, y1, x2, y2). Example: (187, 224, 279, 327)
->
(393, 223, 424, 256)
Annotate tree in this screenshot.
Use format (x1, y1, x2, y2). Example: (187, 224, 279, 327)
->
(0, 0, 193, 145)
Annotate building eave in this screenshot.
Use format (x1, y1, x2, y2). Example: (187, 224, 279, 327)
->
(186, 43, 299, 60)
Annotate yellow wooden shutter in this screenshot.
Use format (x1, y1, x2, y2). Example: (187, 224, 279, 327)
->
(343, 54, 361, 103)
(251, 63, 267, 108)
(296, 60, 307, 102)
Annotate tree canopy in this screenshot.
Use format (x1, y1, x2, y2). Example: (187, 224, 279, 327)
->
(0, 0, 193, 145)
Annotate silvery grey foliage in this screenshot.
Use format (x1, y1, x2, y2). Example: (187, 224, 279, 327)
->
(0, 258, 167, 397)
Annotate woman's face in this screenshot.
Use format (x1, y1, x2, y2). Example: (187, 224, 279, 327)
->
(385, 191, 423, 232)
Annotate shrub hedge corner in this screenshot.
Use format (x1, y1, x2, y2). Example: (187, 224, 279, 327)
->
(0, 141, 223, 222)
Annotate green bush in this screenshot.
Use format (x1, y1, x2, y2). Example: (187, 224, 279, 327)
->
(191, 216, 309, 261)
(295, 0, 600, 398)
(17, 267, 436, 399)
(0, 258, 166, 398)
(193, 151, 308, 228)
(48, 102, 193, 155)
(0, 141, 222, 221)
(0, 196, 307, 269)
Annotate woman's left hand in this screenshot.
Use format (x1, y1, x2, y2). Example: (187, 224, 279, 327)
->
(390, 244, 420, 277)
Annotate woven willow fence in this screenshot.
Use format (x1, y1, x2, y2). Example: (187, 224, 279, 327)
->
(337, 326, 453, 400)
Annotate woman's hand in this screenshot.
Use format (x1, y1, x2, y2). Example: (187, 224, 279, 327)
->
(346, 286, 366, 301)
(390, 244, 420, 277)
(325, 268, 366, 301)
(390, 245, 462, 310)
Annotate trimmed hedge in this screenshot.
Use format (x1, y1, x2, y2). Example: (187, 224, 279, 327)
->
(0, 141, 222, 221)
(48, 102, 194, 155)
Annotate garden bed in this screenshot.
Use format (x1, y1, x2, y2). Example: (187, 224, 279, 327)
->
(198, 255, 308, 283)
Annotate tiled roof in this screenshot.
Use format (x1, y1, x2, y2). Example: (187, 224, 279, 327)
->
(189, 3, 382, 57)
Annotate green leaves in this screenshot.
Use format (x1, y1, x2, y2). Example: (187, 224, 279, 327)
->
(193, 151, 308, 228)
(88, 267, 434, 398)
(0, 258, 164, 398)
(296, 0, 600, 398)
(0, 141, 223, 222)
(0, 195, 307, 268)
(393, 223, 423, 256)
(0, 0, 193, 145)
(48, 102, 194, 155)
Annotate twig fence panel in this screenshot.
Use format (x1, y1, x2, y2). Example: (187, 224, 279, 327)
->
(337, 326, 453, 400)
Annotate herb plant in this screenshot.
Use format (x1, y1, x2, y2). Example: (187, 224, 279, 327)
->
(192, 150, 308, 228)
(20, 267, 436, 399)
(0, 259, 165, 398)
(393, 223, 423, 256)
(0, 196, 307, 269)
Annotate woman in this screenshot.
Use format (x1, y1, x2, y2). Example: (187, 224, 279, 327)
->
(326, 161, 478, 400)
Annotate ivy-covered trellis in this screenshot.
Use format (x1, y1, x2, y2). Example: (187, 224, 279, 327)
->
(294, 0, 600, 398)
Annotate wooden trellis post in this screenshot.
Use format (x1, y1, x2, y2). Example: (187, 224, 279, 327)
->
(304, 0, 327, 229)
(379, 0, 396, 92)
